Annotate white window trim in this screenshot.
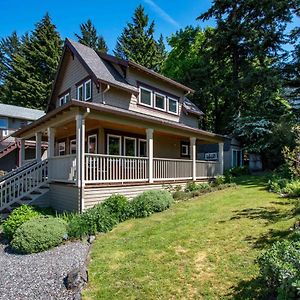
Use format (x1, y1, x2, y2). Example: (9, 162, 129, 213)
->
(88, 134, 98, 154)
(107, 134, 122, 155)
(139, 86, 153, 108)
(181, 144, 189, 156)
(231, 149, 242, 167)
(70, 139, 76, 154)
(84, 79, 92, 101)
(167, 97, 179, 115)
(58, 142, 66, 156)
(65, 93, 70, 103)
(154, 92, 166, 111)
(138, 139, 147, 157)
(77, 84, 83, 101)
(123, 137, 137, 157)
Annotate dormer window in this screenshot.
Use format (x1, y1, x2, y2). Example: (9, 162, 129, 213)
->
(140, 87, 152, 107)
(85, 79, 92, 101)
(76, 78, 92, 101)
(154, 92, 166, 111)
(77, 84, 83, 101)
(59, 92, 70, 106)
(168, 97, 178, 115)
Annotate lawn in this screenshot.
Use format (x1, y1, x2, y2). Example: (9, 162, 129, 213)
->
(83, 176, 298, 300)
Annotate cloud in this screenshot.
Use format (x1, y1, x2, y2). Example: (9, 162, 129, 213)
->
(143, 0, 180, 28)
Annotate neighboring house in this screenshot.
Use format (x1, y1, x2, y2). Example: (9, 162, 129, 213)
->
(283, 86, 300, 118)
(0, 39, 225, 215)
(0, 103, 45, 172)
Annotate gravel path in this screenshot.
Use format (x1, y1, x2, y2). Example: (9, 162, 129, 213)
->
(0, 241, 90, 300)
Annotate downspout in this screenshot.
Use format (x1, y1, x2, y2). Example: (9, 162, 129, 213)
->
(80, 107, 90, 213)
(102, 84, 110, 104)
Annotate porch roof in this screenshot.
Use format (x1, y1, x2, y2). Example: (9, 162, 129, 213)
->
(13, 100, 224, 143)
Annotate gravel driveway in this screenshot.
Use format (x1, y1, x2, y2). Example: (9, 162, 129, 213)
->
(0, 241, 90, 300)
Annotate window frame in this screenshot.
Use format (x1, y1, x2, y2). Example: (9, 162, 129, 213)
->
(84, 79, 92, 101)
(59, 92, 70, 106)
(77, 84, 84, 101)
(167, 97, 179, 115)
(139, 86, 153, 107)
(123, 136, 137, 157)
(231, 149, 242, 167)
(87, 134, 98, 154)
(180, 141, 190, 157)
(154, 92, 166, 111)
(107, 134, 122, 156)
(138, 139, 147, 157)
(58, 141, 66, 156)
(70, 139, 76, 154)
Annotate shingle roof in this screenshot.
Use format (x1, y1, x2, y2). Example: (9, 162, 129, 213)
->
(182, 98, 204, 116)
(0, 103, 44, 120)
(66, 39, 138, 94)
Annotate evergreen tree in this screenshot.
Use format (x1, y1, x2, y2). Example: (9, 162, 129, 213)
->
(75, 19, 108, 53)
(3, 13, 62, 109)
(114, 5, 166, 72)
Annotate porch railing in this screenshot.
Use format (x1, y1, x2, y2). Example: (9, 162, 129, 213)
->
(85, 154, 148, 183)
(48, 155, 76, 182)
(196, 160, 221, 178)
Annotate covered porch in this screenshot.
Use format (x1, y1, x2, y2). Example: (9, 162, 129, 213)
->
(16, 101, 224, 187)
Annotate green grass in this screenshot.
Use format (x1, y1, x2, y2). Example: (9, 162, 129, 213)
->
(83, 176, 298, 300)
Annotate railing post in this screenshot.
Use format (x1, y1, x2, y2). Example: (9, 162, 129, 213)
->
(190, 137, 197, 181)
(19, 139, 25, 166)
(35, 132, 42, 162)
(146, 128, 154, 183)
(218, 142, 224, 175)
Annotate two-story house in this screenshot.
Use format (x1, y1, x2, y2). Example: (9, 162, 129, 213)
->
(0, 103, 45, 172)
(0, 39, 225, 215)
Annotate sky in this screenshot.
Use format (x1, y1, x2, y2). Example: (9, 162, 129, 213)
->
(0, 0, 215, 53)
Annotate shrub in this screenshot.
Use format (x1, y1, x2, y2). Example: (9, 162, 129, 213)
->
(2, 205, 42, 240)
(131, 190, 173, 218)
(228, 166, 250, 177)
(102, 194, 131, 222)
(283, 181, 300, 197)
(68, 204, 118, 238)
(258, 240, 300, 299)
(267, 176, 290, 194)
(185, 181, 200, 192)
(214, 175, 226, 186)
(11, 217, 67, 254)
(173, 191, 189, 201)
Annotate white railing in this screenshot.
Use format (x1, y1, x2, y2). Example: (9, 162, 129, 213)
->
(85, 154, 148, 183)
(48, 155, 76, 182)
(196, 160, 221, 178)
(0, 159, 48, 209)
(153, 158, 193, 180)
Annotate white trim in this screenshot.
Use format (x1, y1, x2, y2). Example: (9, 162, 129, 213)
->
(138, 139, 147, 157)
(58, 141, 66, 156)
(70, 139, 76, 154)
(139, 86, 153, 107)
(123, 136, 137, 156)
(65, 92, 70, 103)
(87, 134, 97, 154)
(77, 84, 83, 101)
(107, 134, 122, 155)
(84, 79, 92, 101)
(167, 97, 179, 115)
(154, 92, 166, 111)
(181, 144, 189, 156)
(231, 148, 243, 167)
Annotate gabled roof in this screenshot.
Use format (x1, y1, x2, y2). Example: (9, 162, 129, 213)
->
(0, 103, 44, 120)
(182, 98, 204, 117)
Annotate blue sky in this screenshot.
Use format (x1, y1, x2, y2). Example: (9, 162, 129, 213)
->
(1, 0, 215, 53)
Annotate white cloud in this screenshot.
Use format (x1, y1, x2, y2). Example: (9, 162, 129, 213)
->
(144, 0, 180, 28)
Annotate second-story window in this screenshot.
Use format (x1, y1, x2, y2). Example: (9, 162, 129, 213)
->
(76, 78, 92, 102)
(140, 87, 152, 107)
(59, 92, 70, 106)
(168, 97, 178, 114)
(77, 84, 83, 101)
(85, 79, 92, 101)
(154, 92, 166, 111)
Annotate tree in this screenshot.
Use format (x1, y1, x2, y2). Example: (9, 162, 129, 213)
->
(3, 13, 62, 109)
(75, 19, 108, 53)
(114, 5, 166, 72)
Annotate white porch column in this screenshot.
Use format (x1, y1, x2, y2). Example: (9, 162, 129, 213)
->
(218, 142, 224, 175)
(146, 128, 154, 183)
(19, 139, 25, 166)
(47, 127, 55, 158)
(76, 113, 85, 188)
(190, 137, 196, 181)
(35, 132, 42, 161)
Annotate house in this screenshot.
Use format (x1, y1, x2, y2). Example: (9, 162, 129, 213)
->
(0, 103, 45, 172)
(0, 39, 225, 215)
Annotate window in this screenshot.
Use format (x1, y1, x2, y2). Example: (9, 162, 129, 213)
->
(138, 139, 147, 157)
(0, 118, 8, 129)
(88, 134, 97, 154)
(232, 149, 242, 167)
(85, 80, 92, 101)
(77, 84, 83, 101)
(59, 92, 70, 106)
(107, 135, 121, 155)
(181, 142, 189, 157)
(124, 137, 136, 156)
(58, 142, 66, 156)
(154, 93, 166, 110)
(139, 87, 152, 107)
(168, 97, 178, 114)
(70, 139, 76, 154)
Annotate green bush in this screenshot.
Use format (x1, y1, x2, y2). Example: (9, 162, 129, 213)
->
(11, 217, 67, 254)
(214, 175, 226, 186)
(283, 181, 300, 197)
(173, 191, 189, 201)
(131, 190, 173, 218)
(258, 240, 300, 299)
(185, 181, 211, 192)
(267, 176, 290, 194)
(68, 204, 118, 238)
(2, 205, 42, 240)
(227, 166, 250, 177)
(102, 194, 131, 222)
